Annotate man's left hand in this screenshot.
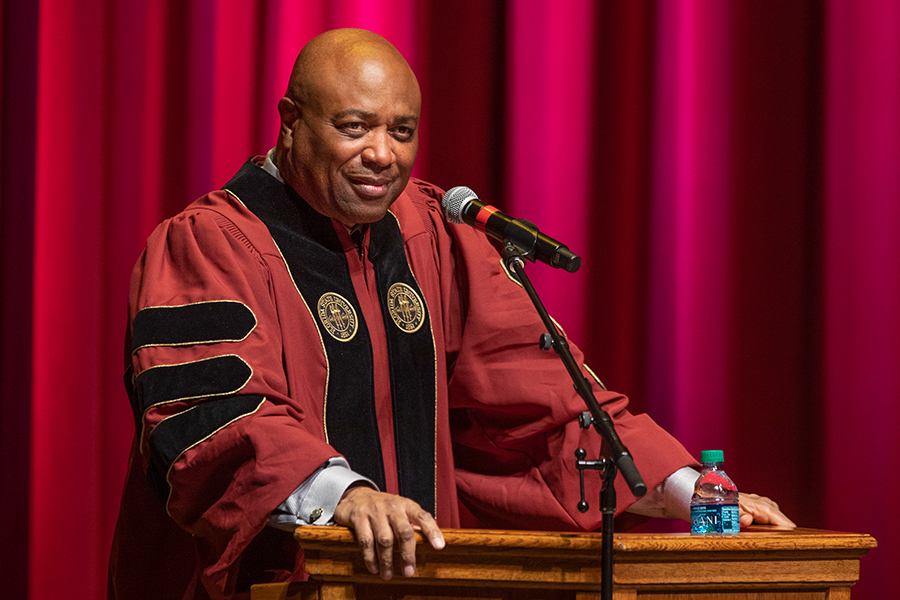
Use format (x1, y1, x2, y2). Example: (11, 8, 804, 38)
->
(739, 493, 796, 528)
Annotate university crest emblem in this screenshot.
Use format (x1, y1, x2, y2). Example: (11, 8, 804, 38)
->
(317, 292, 358, 342)
(387, 282, 425, 333)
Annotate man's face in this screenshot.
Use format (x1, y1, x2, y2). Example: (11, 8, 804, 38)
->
(278, 58, 420, 227)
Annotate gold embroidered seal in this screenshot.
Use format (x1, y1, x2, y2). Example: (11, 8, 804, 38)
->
(317, 292, 358, 342)
(387, 283, 424, 333)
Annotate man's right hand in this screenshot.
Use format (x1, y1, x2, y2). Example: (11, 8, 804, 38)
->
(333, 486, 445, 581)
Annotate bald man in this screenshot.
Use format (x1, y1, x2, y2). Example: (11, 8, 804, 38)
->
(109, 29, 792, 600)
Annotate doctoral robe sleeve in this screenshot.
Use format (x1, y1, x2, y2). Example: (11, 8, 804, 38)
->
(441, 212, 697, 532)
(126, 202, 334, 597)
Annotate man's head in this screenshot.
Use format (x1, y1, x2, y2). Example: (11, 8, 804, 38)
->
(275, 29, 421, 227)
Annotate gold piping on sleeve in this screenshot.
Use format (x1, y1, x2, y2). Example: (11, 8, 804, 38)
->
(582, 363, 608, 391)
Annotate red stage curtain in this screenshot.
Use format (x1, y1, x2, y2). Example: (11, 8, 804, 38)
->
(823, 1, 900, 596)
(1, 1, 896, 599)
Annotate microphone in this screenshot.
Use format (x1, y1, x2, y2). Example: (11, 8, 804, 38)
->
(441, 186, 582, 273)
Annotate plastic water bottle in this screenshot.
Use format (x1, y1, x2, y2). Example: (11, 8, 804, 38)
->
(690, 450, 740, 536)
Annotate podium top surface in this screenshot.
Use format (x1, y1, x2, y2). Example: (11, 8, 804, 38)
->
(293, 525, 876, 555)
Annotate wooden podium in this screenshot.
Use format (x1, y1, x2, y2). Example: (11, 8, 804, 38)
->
(251, 526, 876, 600)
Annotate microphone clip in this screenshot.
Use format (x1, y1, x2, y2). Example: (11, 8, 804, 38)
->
(504, 218, 541, 260)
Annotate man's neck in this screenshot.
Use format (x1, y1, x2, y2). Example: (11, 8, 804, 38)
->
(263, 149, 361, 231)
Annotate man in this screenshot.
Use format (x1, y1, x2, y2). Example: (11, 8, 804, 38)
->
(109, 28, 792, 600)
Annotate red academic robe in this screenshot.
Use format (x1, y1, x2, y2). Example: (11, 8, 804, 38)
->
(108, 158, 695, 600)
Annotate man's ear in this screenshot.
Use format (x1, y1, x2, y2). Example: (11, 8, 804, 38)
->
(277, 97, 299, 148)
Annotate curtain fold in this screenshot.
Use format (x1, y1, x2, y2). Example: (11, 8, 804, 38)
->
(0, 2, 38, 600)
(824, 2, 900, 597)
(0, 1, 895, 598)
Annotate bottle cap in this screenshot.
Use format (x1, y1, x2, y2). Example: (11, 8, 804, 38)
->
(700, 449, 725, 463)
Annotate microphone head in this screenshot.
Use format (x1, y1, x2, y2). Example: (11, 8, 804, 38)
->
(441, 186, 479, 224)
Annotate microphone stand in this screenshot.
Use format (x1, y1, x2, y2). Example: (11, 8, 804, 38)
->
(500, 241, 646, 600)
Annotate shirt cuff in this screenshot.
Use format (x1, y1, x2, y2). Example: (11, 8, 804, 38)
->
(626, 466, 699, 520)
(267, 457, 376, 531)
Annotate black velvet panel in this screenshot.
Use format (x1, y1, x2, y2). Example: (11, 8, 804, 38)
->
(223, 161, 437, 514)
(147, 394, 264, 502)
(223, 163, 386, 492)
(133, 354, 252, 414)
(369, 214, 437, 515)
(131, 301, 256, 352)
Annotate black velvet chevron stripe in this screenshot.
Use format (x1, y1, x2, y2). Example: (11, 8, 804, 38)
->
(133, 355, 252, 414)
(147, 394, 264, 502)
(131, 301, 256, 352)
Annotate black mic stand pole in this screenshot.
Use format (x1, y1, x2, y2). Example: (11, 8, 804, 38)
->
(501, 242, 646, 600)
(575, 435, 617, 600)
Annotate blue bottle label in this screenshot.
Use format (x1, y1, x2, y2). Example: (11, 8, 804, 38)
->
(690, 503, 739, 535)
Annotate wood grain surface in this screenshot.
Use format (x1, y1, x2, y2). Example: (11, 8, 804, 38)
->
(251, 527, 876, 600)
